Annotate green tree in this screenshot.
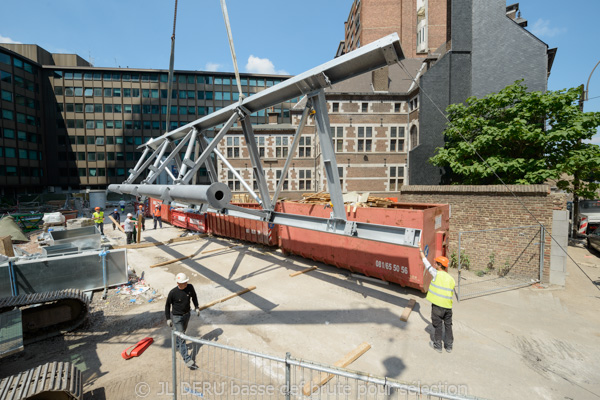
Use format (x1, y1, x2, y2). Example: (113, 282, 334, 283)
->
(430, 81, 600, 199)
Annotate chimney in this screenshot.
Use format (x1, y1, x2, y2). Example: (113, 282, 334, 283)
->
(372, 66, 389, 91)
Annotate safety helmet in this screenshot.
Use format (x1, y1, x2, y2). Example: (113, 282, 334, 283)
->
(434, 256, 449, 269)
(95, 207, 100, 211)
(127, 213, 133, 217)
(114, 209, 118, 212)
(176, 273, 189, 284)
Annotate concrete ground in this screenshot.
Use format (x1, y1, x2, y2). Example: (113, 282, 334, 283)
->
(1, 218, 599, 400)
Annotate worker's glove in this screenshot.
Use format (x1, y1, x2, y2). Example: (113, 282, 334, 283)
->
(167, 319, 173, 328)
(195, 308, 200, 317)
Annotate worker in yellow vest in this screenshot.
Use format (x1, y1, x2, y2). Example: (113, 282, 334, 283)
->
(420, 244, 455, 353)
(92, 207, 105, 235)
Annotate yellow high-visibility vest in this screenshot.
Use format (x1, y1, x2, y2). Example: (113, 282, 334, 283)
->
(426, 270, 455, 309)
(92, 211, 104, 224)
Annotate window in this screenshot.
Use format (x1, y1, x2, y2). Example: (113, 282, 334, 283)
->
(1, 71, 12, 83)
(298, 169, 312, 191)
(361, 103, 368, 113)
(3, 128, 15, 139)
(389, 166, 404, 191)
(394, 103, 401, 113)
(298, 136, 311, 158)
(390, 127, 405, 152)
(5, 147, 16, 158)
(410, 125, 418, 149)
(338, 166, 344, 189)
(84, 88, 93, 97)
(275, 136, 289, 158)
(0, 53, 10, 64)
(226, 136, 241, 158)
(357, 127, 372, 152)
(88, 152, 96, 161)
(2, 109, 13, 120)
(331, 127, 344, 152)
(96, 136, 105, 145)
(276, 169, 288, 190)
(54, 87, 63, 96)
(87, 136, 95, 145)
(19, 149, 28, 159)
(74, 87, 83, 96)
(332, 102, 339, 112)
(227, 170, 241, 191)
(78, 168, 87, 177)
(256, 136, 265, 158)
(17, 131, 27, 141)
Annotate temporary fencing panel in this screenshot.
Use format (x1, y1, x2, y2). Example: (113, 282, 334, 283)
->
(278, 202, 449, 292)
(455, 225, 544, 300)
(171, 209, 188, 228)
(205, 203, 278, 246)
(171, 331, 484, 400)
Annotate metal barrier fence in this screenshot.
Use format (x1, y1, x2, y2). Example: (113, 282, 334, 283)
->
(172, 331, 485, 400)
(456, 225, 544, 301)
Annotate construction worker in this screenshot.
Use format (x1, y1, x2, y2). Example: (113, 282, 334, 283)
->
(92, 207, 104, 235)
(420, 244, 455, 353)
(124, 213, 135, 244)
(166, 273, 200, 369)
(153, 204, 162, 229)
(119, 198, 126, 213)
(109, 208, 120, 231)
(136, 204, 146, 231)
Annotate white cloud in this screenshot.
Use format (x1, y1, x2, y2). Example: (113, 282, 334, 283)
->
(245, 55, 288, 75)
(205, 62, 222, 72)
(529, 19, 566, 38)
(0, 35, 21, 44)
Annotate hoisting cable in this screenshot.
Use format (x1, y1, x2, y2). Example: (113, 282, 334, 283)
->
(165, 0, 179, 134)
(396, 59, 600, 292)
(220, 0, 245, 101)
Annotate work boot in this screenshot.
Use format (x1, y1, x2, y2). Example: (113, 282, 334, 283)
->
(445, 347, 453, 353)
(429, 341, 442, 353)
(186, 359, 198, 370)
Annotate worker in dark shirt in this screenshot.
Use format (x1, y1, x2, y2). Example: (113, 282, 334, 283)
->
(165, 272, 200, 369)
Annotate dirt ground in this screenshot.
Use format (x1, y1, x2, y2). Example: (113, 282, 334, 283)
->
(1, 219, 599, 400)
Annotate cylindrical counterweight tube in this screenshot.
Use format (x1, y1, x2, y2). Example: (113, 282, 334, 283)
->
(108, 183, 232, 209)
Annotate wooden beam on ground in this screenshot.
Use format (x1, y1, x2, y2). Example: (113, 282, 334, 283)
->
(200, 244, 238, 254)
(167, 234, 207, 244)
(108, 216, 126, 234)
(112, 242, 164, 250)
(289, 266, 317, 277)
(150, 254, 195, 268)
(303, 342, 371, 396)
(0, 236, 14, 257)
(400, 299, 417, 322)
(136, 218, 141, 243)
(198, 286, 257, 311)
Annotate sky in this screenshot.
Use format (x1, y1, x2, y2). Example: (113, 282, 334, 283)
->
(1, 0, 599, 142)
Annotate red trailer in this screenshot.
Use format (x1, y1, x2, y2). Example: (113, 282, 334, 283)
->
(187, 212, 206, 233)
(277, 202, 449, 292)
(171, 209, 188, 228)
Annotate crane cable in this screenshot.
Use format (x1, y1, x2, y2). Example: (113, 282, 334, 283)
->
(220, 0, 244, 101)
(165, 0, 178, 134)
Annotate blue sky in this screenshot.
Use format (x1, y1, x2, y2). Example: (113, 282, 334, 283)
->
(1, 0, 599, 142)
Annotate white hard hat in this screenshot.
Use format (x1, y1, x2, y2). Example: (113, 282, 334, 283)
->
(176, 273, 189, 284)
(127, 213, 133, 217)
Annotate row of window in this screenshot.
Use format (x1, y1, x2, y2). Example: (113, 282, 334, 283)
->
(330, 102, 406, 113)
(1, 89, 38, 109)
(59, 151, 142, 162)
(57, 167, 126, 178)
(1, 109, 39, 126)
(54, 70, 285, 87)
(0, 127, 39, 143)
(1, 71, 37, 92)
(0, 146, 43, 160)
(0, 53, 35, 73)
(58, 135, 149, 146)
(0, 166, 43, 177)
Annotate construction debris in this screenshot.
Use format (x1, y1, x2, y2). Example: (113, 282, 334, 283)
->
(297, 191, 393, 208)
(400, 299, 417, 322)
(289, 266, 318, 277)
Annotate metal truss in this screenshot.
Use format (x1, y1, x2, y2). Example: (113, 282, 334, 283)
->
(108, 33, 421, 247)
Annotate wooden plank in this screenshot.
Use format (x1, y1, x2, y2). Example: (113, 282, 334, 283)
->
(108, 216, 126, 234)
(400, 299, 417, 322)
(136, 218, 141, 243)
(198, 286, 257, 311)
(200, 245, 238, 254)
(0, 236, 14, 257)
(112, 242, 164, 250)
(302, 342, 371, 396)
(289, 266, 317, 277)
(150, 254, 195, 268)
(167, 234, 207, 244)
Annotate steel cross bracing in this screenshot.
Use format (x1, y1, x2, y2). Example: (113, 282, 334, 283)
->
(109, 33, 421, 247)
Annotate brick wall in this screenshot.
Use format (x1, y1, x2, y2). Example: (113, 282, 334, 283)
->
(398, 185, 567, 283)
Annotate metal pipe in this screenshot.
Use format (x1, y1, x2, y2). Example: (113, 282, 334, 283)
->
(143, 33, 404, 150)
(178, 128, 199, 179)
(100, 249, 110, 300)
(109, 183, 232, 209)
(171, 329, 178, 400)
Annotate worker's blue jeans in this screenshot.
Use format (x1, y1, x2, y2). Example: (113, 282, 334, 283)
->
(173, 313, 192, 363)
(431, 304, 453, 350)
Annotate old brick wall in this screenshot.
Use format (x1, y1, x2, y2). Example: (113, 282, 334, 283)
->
(398, 185, 567, 283)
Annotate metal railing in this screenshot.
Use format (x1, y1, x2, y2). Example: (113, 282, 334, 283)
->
(171, 331, 485, 400)
(456, 225, 544, 301)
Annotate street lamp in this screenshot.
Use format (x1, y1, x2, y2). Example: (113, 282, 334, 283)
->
(584, 59, 600, 102)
